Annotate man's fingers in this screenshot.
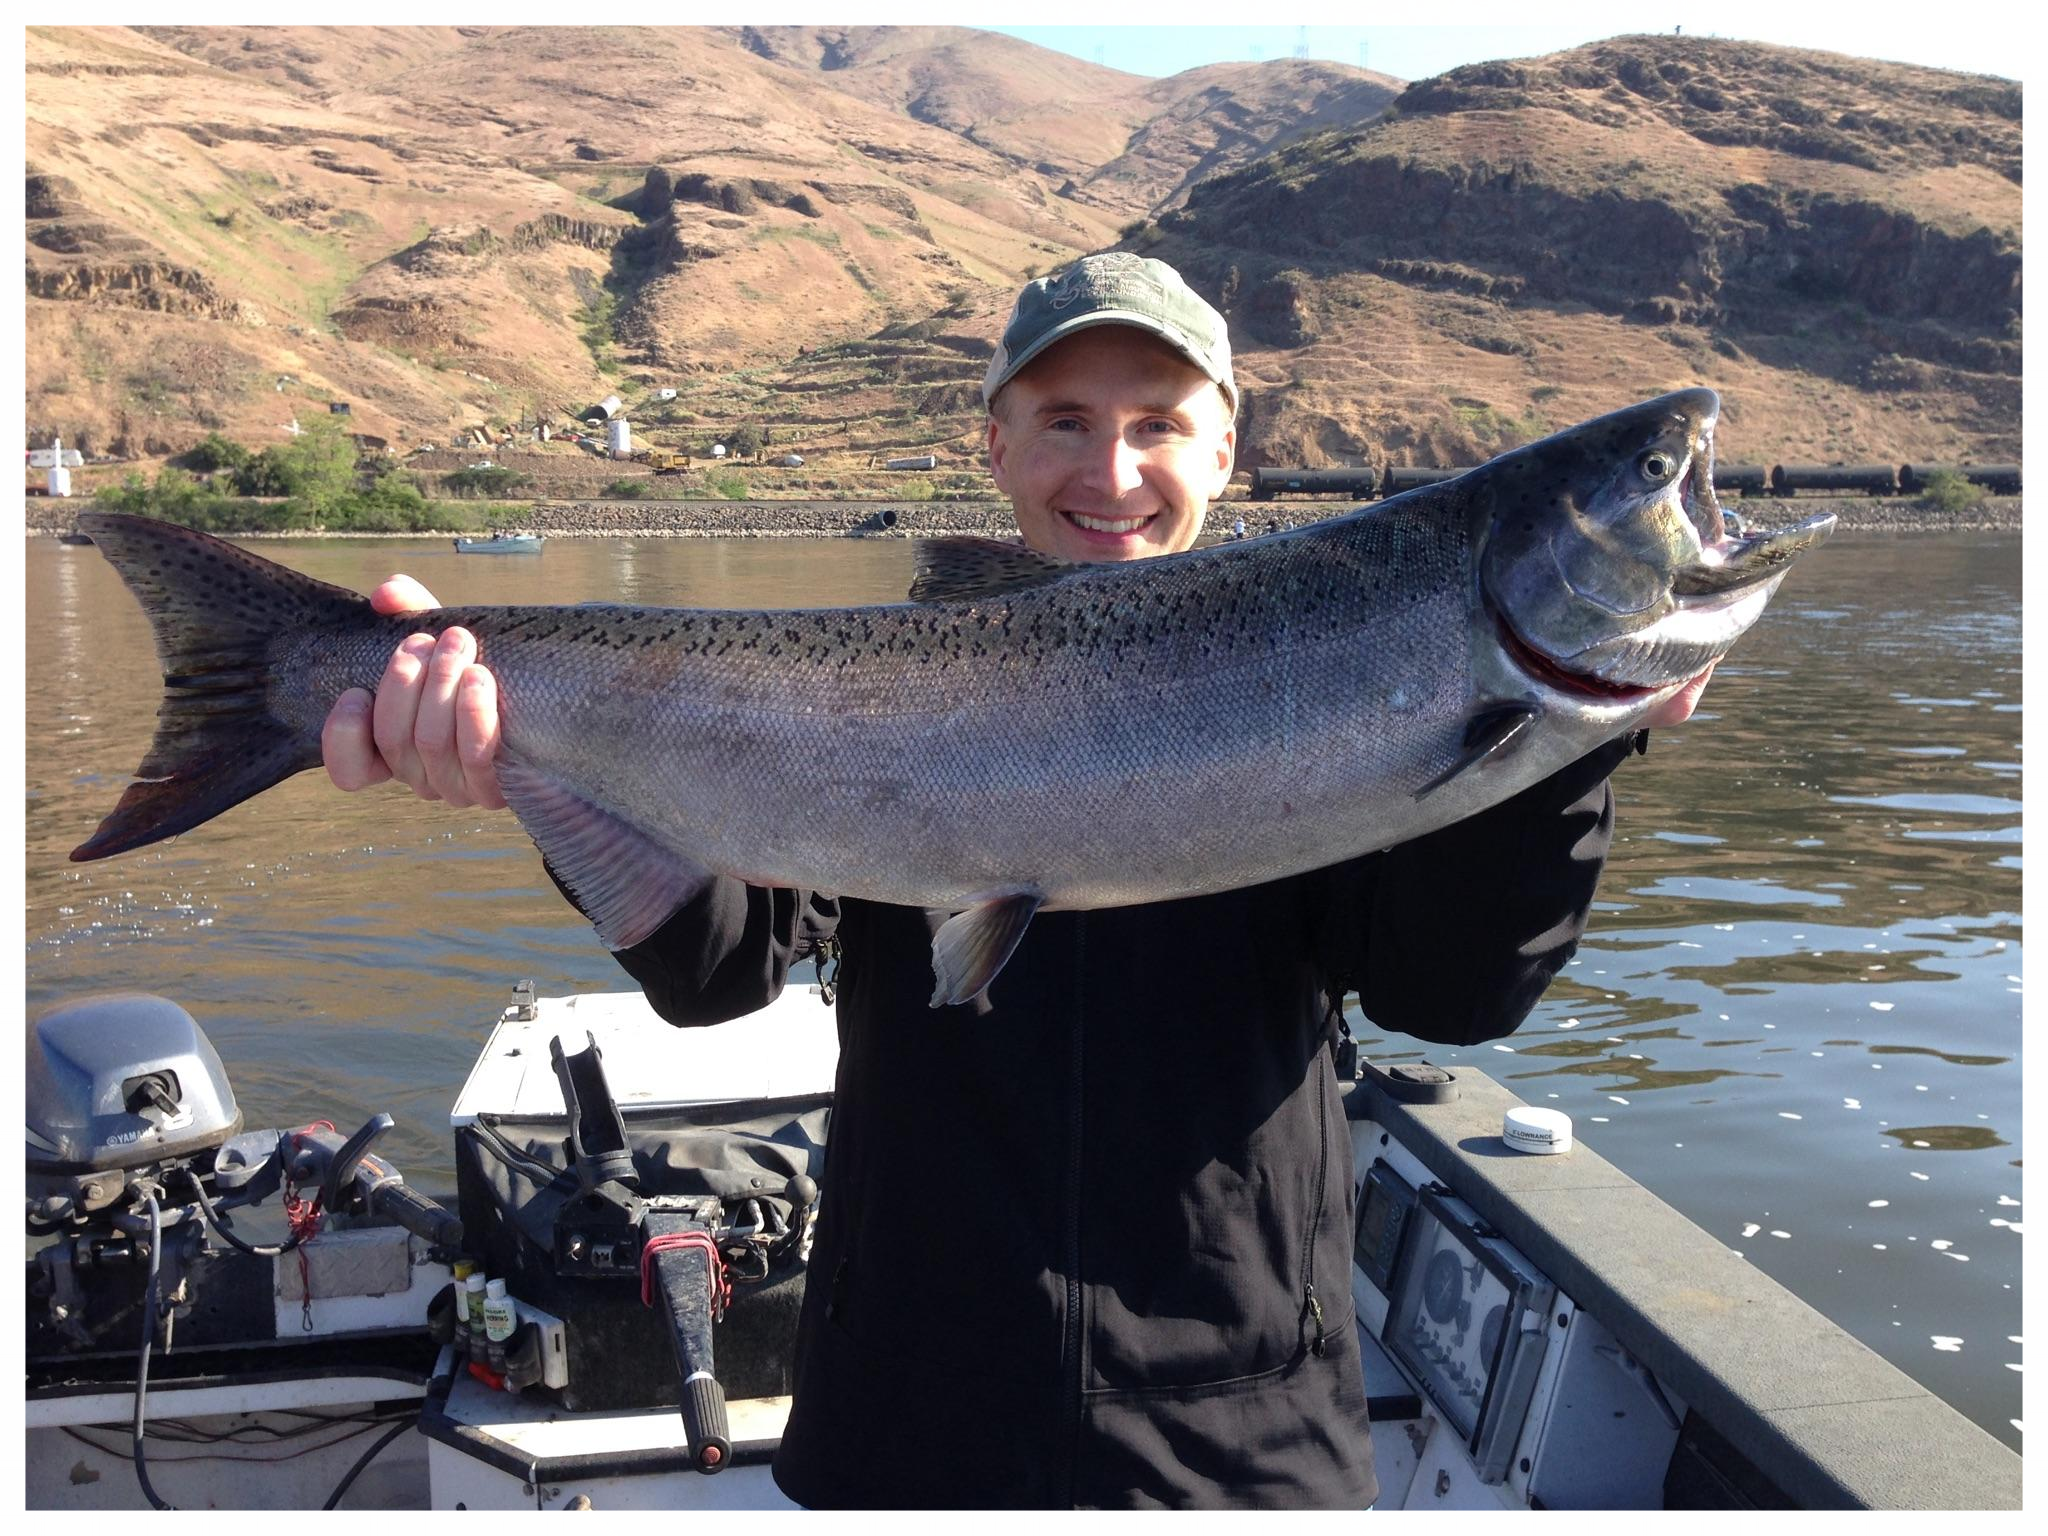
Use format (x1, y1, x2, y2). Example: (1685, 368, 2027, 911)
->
(369, 575, 440, 616)
(1644, 663, 1717, 728)
(322, 688, 392, 792)
(455, 666, 507, 811)
(414, 628, 482, 806)
(373, 633, 439, 798)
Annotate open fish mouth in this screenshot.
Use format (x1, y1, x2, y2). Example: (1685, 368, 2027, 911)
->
(1501, 510, 1837, 695)
(1673, 511, 1838, 597)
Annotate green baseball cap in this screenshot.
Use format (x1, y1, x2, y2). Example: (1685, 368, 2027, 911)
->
(981, 253, 1237, 413)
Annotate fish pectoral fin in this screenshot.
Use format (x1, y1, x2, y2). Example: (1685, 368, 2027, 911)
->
(929, 891, 1044, 1009)
(497, 751, 711, 951)
(1413, 702, 1541, 800)
(908, 538, 1072, 602)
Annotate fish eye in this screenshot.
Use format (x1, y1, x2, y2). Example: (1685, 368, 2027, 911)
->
(1638, 449, 1680, 483)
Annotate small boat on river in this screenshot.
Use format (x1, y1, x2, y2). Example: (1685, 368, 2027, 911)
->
(454, 533, 542, 554)
(24, 984, 2021, 1511)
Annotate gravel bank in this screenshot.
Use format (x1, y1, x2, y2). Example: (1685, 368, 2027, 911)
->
(23, 494, 2022, 538)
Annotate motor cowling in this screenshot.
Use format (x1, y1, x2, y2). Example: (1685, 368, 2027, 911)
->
(26, 994, 241, 1224)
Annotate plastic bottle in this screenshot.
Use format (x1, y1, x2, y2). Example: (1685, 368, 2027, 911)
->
(450, 1260, 476, 1355)
(483, 1277, 515, 1373)
(464, 1273, 489, 1357)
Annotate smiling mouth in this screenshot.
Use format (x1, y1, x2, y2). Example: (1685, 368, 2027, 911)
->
(1064, 510, 1155, 535)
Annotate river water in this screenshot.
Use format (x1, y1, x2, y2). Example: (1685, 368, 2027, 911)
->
(22, 529, 2022, 1453)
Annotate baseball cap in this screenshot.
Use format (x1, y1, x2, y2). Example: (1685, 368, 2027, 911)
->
(981, 253, 1237, 413)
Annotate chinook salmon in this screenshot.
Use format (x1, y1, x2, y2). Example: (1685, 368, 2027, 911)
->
(74, 388, 1830, 1006)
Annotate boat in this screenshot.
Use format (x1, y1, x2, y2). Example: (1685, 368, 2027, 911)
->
(454, 533, 542, 554)
(24, 983, 2021, 1511)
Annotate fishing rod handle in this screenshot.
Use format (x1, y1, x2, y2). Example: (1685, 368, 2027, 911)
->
(647, 1232, 731, 1472)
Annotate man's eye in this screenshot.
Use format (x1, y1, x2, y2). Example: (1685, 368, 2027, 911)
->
(1048, 417, 1083, 432)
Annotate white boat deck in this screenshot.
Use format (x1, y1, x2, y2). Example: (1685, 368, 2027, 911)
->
(451, 985, 840, 1123)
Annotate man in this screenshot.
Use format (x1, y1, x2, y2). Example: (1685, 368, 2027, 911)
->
(326, 254, 1709, 1507)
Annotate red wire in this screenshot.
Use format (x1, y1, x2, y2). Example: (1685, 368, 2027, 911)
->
(282, 1120, 337, 1242)
(640, 1230, 729, 1318)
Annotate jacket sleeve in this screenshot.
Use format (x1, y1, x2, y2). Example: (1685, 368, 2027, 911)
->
(1312, 735, 1638, 1047)
(544, 863, 840, 1028)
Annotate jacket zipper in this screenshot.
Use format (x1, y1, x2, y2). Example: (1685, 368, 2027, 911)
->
(1061, 915, 1087, 1504)
(1301, 1054, 1331, 1358)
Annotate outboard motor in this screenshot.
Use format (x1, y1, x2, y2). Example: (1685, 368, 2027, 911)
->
(27, 994, 461, 1359)
(26, 994, 242, 1230)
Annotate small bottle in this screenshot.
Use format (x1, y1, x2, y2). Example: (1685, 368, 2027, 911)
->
(450, 1260, 476, 1355)
(483, 1277, 515, 1373)
(464, 1273, 489, 1357)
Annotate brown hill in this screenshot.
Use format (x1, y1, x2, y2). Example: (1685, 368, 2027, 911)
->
(1141, 35, 2021, 468)
(722, 27, 1399, 214)
(24, 26, 2021, 487)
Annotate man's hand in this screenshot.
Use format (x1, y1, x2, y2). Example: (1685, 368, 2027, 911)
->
(1642, 663, 1715, 729)
(321, 576, 507, 811)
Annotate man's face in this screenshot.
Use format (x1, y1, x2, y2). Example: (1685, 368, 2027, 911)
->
(987, 327, 1236, 563)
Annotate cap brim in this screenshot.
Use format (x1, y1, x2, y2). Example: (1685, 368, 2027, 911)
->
(984, 311, 1237, 410)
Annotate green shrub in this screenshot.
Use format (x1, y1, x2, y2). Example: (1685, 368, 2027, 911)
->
(603, 478, 647, 499)
(707, 470, 749, 500)
(896, 477, 935, 501)
(180, 432, 253, 475)
(442, 465, 532, 498)
(1915, 469, 1980, 514)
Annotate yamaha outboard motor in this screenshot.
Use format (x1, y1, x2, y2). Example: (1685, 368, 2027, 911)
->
(26, 994, 242, 1229)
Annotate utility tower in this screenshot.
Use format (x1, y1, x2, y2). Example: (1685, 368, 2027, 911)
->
(1293, 26, 1309, 60)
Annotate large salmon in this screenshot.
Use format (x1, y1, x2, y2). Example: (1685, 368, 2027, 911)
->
(73, 388, 1831, 1005)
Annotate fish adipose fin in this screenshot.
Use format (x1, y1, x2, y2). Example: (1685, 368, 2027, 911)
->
(908, 538, 1072, 603)
(497, 751, 712, 950)
(929, 891, 1044, 1008)
(1413, 702, 1541, 800)
(69, 512, 372, 862)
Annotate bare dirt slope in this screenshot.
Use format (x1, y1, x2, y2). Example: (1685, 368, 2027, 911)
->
(1143, 35, 2021, 468)
(24, 26, 2019, 487)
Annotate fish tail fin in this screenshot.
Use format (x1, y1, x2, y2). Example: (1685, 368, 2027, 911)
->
(69, 512, 372, 862)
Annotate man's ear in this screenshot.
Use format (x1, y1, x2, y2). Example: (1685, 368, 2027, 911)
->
(986, 411, 1012, 498)
(1208, 420, 1237, 501)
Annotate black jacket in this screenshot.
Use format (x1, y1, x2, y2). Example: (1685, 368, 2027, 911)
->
(592, 737, 1632, 1508)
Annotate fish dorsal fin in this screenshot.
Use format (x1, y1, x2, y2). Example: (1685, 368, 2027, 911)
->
(908, 538, 1072, 603)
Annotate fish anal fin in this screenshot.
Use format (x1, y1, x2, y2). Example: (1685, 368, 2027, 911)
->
(497, 752, 710, 950)
(929, 891, 1044, 1008)
(1413, 702, 1541, 800)
(908, 538, 1072, 603)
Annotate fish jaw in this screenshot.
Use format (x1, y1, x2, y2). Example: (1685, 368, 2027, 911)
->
(1475, 389, 1833, 696)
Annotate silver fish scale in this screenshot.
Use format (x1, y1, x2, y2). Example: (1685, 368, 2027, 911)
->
(275, 504, 1509, 912)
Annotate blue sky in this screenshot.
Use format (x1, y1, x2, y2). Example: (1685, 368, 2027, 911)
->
(982, 21, 2019, 83)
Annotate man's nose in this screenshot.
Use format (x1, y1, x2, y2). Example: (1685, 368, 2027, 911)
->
(1082, 431, 1146, 495)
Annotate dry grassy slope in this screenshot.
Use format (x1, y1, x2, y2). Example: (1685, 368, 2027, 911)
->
(23, 24, 1127, 459)
(23, 26, 2022, 482)
(25, 26, 638, 454)
(1095, 61, 1404, 212)
(1141, 34, 2022, 469)
(725, 26, 1400, 219)
(722, 25, 1154, 191)
(131, 25, 478, 95)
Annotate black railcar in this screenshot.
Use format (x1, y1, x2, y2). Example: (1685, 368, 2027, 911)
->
(1770, 464, 1900, 497)
(1899, 463, 2021, 496)
(1248, 466, 1381, 501)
